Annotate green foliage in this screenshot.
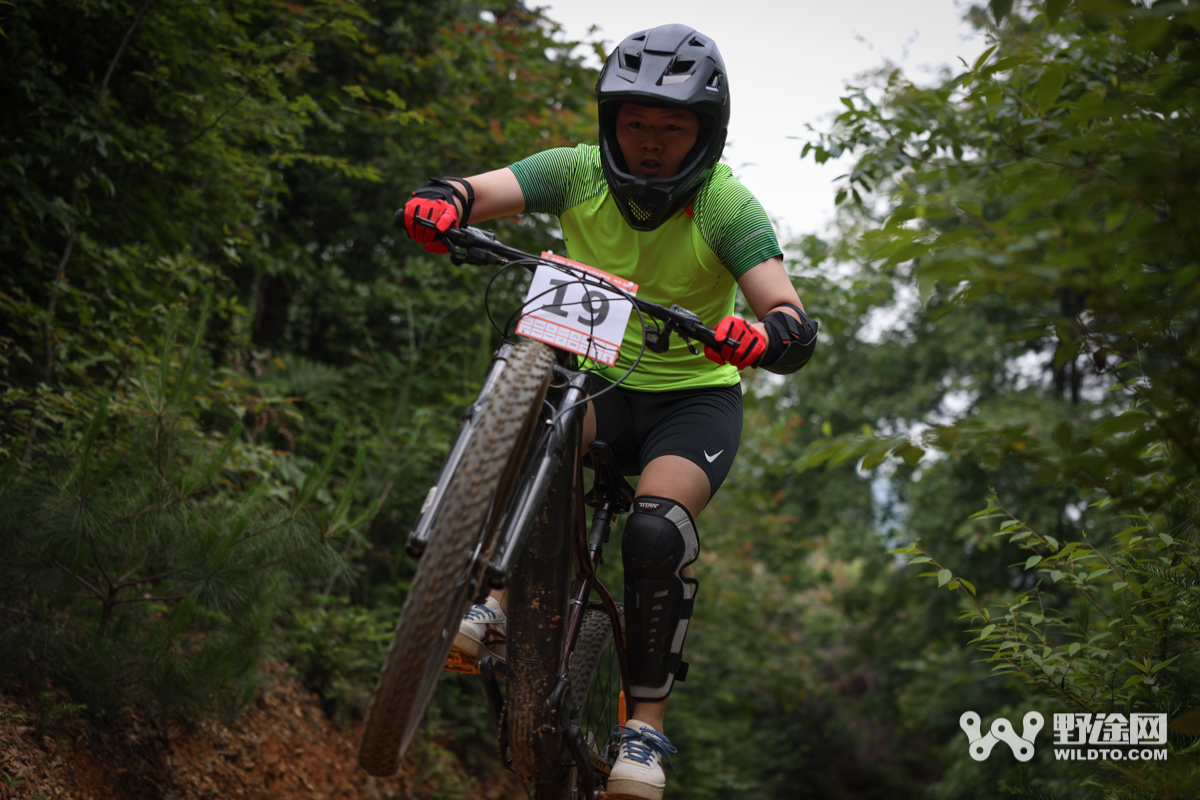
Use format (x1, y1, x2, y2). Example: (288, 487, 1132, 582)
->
(802, 0, 1200, 508)
(14, 0, 1200, 795)
(783, 0, 1200, 796)
(0, 0, 596, 728)
(892, 494, 1199, 706)
(0, 294, 352, 719)
(283, 597, 393, 721)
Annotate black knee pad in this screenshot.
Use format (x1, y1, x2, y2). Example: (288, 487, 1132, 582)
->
(622, 496, 699, 703)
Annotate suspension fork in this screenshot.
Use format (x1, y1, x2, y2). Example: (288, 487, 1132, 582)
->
(485, 366, 590, 586)
(405, 342, 518, 559)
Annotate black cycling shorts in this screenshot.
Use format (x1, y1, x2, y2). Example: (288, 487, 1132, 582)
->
(586, 374, 743, 497)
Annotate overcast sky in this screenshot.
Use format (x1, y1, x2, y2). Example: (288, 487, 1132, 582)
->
(540, 0, 988, 241)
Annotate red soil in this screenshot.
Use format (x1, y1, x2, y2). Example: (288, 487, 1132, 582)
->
(0, 665, 525, 800)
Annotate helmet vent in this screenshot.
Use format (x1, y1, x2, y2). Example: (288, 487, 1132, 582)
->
(669, 59, 694, 74)
(689, 36, 707, 47)
(624, 52, 642, 71)
(707, 71, 724, 91)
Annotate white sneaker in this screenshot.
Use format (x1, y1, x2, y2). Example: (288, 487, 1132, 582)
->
(451, 596, 507, 664)
(606, 719, 676, 800)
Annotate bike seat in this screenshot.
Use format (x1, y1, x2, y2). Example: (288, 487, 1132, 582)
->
(584, 441, 635, 514)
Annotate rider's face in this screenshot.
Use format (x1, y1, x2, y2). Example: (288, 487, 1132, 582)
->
(614, 104, 700, 180)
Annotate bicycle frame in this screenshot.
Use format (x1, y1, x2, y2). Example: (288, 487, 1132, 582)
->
(401, 227, 723, 792)
(502, 350, 635, 793)
(409, 341, 633, 792)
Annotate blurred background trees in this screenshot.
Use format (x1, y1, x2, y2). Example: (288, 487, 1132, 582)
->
(2, 0, 1197, 797)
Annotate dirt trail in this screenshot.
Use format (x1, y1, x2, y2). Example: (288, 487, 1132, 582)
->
(0, 664, 524, 800)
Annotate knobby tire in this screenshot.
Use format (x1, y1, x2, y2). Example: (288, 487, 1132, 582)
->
(357, 341, 556, 777)
(534, 607, 625, 799)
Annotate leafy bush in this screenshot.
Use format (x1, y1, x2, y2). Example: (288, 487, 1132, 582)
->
(0, 294, 365, 720)
(283, 598, 395, 721)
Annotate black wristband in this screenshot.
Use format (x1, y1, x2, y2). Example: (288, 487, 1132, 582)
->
(758, 303, 818, 373)
(412, 177, 475, 226)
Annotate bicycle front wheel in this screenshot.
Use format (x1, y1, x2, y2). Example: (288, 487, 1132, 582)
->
(358, 340, 555, 777)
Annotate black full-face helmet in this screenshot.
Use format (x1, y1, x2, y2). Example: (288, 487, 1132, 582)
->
(596, 24, 730, 231)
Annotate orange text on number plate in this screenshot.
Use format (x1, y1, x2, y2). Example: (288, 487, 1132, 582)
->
(515, 252, 639, 367)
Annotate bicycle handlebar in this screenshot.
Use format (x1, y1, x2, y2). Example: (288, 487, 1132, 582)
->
(417, 221, 725, 356)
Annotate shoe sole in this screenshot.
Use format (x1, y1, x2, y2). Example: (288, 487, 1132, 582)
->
(606, 779, 665, 800)
(452, 632, 506, 664)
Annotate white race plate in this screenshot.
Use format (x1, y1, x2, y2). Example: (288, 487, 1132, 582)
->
(515, 252, 638, 367)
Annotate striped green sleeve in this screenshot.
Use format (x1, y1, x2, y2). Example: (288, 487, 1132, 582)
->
(508, 144, 605, 217)
(692, 168, 783, 279)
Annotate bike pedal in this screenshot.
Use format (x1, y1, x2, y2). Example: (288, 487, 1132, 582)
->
(443, 651, 481, 675)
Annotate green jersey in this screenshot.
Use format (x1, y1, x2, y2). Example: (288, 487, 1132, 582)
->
(508, 144, 782, 392)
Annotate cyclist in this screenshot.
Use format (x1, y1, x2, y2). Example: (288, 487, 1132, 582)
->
(399, 23, 816, 800)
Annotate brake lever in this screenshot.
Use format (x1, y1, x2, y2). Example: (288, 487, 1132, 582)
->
(405, 217, 505, 266)
(666, 305, 706, 355)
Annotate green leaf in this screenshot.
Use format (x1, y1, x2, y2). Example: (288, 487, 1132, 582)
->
(959, 578, 977, 595)
(1126, 16, 1170, 50)
(937, 569, 953, 587)
(1113, 581, 1128, 592)
(861, 443, 892, 470)
(1053, 420, 1073, 449)
(1025, 555, 1043, 570)
(979, 624, 997, 640)
(1068, 642, 1081, 656)
(907, 556, 933, 564)
(1036, 66, 1067, 111)
(990, 0, 1014, 24)
(1125, 658, 1149, 675)
(1046, 0, 1070, 24)
(1050, 570, 1064, 583)
(1092, 411, 1147, 441)
(1160, 533, 1175, 546)
(897, 443, 926, 465)
(1151, 655, 1179, 674)
(971, 44, 999, 73)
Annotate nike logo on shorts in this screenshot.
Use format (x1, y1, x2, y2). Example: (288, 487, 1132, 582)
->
(704, 449, 724, 463)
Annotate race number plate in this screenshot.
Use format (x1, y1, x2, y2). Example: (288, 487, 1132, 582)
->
(515, 252, 638, 367)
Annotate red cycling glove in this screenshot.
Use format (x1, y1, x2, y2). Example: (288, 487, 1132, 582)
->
(403, 195, 458, 254)
(704, 315, 768, 369)
(399, 178, 474, 254)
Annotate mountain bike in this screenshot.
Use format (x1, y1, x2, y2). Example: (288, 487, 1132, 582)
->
(357, 224, 723, 798)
